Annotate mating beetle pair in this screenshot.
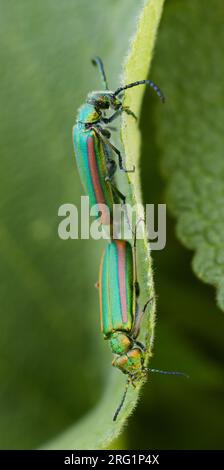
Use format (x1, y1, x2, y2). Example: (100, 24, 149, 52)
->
(72, 58, 165, 419)
(73, 57, 164, 225)
(72, 58, 186, 421)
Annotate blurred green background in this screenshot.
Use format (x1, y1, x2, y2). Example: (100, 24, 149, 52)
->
(0, 0, 223, 450)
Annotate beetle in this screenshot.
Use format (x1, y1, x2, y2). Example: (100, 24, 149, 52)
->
(73, 57, 164, 226)
(98, 228, 152, 420)
(98, 230, 188, 421)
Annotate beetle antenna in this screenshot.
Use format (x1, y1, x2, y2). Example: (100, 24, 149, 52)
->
(146, 368, 189, 378)
(114, 80, 165, 103)
(113, 379, 129, 422)
(92, 56, 109, 90)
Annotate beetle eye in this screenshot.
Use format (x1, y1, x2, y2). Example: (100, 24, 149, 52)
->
(100, 101, 109, 109)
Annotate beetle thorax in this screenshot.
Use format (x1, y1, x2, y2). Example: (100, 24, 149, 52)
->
(77, 103, 102, 124)
(109, 331, 132, 355)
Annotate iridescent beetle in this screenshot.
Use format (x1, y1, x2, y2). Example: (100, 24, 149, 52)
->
(98, 229, 188, 421)
(73, 57, 164, 225)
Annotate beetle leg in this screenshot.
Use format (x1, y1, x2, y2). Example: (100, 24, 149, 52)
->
(134, 217, 146, 246)
(104, 178, 133, 239)
(102, 109, 122, 124)
(135, 340, 146, 352)
(132, 217, 146, 288)
(109, 181, 135, 239)
(106, 158, 117, 179)
(94, 127, 135, 173)
(122, 106, 137, 120)
(143, 297, 154, 313)
(135, 281, 140, 298)
(113, 378, 130, 421)
(102, 106, 137, 123)
(109, 181, 126, 204)
(98, 127, 111, 139)
(132, 297, 154, 339)
(108, 141, 135, 173)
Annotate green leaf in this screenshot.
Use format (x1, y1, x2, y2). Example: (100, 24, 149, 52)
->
(1, 0, 224, 452)
(0, 0, 164, 450)
(45, 0, 165, 450)
(150, 0, 224, 311)
(123, 0, 224, 450)
(121, 0, 165, 357)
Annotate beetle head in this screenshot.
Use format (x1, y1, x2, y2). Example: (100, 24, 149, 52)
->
(87, 91, 122, 111)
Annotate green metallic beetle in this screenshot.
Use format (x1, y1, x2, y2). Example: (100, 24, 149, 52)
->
(98, 234, 188, 420)
(98, 235, 152, 420)
(73, 57, 164, 226)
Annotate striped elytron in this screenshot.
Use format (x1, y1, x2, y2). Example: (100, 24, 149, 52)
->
(73, 57, 164, 225)
(99, 238, 151, 421)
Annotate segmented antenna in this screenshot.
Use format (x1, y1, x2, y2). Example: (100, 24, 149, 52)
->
(113, 368, 188, 422)
(114, 80, 165, 103)
(113, 380, 129, 422)
(147, 368, 189, 378)
(91, 56, 109, 90)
